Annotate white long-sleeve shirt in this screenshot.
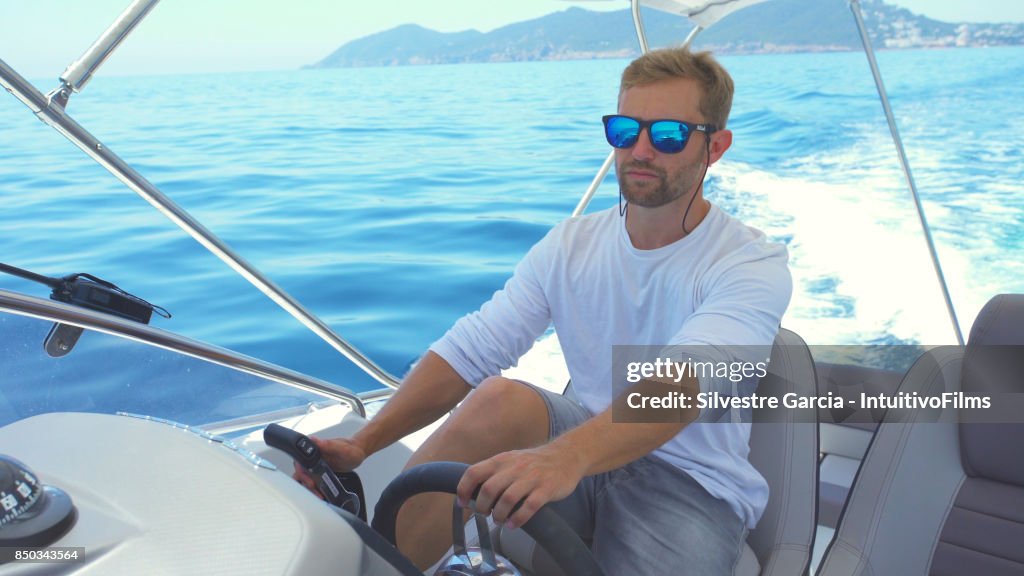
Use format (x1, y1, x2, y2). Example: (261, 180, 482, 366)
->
(430, 204, 792, 528)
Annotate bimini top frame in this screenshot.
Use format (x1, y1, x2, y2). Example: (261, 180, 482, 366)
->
(573, 0, 965, 345)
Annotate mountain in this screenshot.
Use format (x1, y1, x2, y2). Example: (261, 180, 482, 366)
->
(309, 0, 1024, 68)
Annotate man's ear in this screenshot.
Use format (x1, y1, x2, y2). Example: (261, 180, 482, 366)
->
(708, 129, 732, 166)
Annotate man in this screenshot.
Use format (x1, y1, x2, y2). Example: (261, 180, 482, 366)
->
(297, 47, 791, 574)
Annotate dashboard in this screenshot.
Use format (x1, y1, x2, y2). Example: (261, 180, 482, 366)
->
(0, 412, 381, 575)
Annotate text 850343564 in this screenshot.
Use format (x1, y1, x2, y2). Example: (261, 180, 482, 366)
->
(0, 547, 84, 564)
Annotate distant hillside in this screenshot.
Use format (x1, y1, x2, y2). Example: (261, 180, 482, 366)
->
(309, 0, 1024, 68)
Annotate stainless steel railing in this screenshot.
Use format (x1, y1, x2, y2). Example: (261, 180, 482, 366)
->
(0, 289, 368, 417)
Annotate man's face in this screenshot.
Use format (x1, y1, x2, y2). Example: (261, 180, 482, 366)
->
(614, 78, 711, 209)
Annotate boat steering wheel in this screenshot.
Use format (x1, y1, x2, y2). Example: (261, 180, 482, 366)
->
(371, 461, 604, 576)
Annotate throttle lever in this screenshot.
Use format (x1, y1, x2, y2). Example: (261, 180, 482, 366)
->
(263, 423, 365, 520)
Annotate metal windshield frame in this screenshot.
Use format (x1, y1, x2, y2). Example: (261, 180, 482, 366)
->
(0, 288, 367, 418)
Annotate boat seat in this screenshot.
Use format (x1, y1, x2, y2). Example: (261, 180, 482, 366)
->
(495, 327, 819, 575)
(742, 327, 819, 575)
(817, 293, 1024, 576)
(816, 362, 903, 529)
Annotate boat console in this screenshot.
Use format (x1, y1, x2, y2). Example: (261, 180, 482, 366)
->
(0, 412, 387, 575)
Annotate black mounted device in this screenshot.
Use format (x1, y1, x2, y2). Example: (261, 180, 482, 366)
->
(0, 262, 170, 357)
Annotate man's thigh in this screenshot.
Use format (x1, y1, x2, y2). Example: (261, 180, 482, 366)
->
(523, 385, 746, 574)
(591, 454, 746, 575)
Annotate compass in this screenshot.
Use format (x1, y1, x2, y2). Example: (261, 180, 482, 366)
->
(0, 455, 76, 549)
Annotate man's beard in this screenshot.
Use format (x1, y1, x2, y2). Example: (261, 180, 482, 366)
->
(617, 158, 706, 209)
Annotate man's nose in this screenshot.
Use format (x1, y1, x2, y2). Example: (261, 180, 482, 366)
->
(631, 128, 657, 161)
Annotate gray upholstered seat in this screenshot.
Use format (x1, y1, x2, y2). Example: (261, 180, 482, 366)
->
(817, 294, 1024, 576)
(739, 327, 819, 576)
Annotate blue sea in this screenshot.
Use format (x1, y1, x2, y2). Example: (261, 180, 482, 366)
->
(2, 47, 1022, 401)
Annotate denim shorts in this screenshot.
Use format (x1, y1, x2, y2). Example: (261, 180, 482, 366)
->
(526, 383, 748, 575)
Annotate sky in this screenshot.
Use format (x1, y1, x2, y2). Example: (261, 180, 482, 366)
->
(1, 0, 1022, 79)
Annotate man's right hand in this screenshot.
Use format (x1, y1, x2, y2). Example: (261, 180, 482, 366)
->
(290, 352, 471, 499)
(292, 435, 368, 498)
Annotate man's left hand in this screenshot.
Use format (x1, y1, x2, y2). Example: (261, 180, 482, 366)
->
(456, 445, 585, 530)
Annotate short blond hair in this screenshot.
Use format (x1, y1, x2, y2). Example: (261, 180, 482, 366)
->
(620, 48, 734, 129)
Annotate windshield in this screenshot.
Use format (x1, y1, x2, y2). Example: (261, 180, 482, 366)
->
(0, 307, 331, 428)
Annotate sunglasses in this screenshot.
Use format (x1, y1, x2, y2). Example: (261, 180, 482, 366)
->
(602, 115, 716, 154)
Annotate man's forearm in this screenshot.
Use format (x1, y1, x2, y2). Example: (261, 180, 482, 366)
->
(352, 351, 472, 455)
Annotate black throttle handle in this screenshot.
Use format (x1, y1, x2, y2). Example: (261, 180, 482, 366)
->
(263, 423, 365, 520)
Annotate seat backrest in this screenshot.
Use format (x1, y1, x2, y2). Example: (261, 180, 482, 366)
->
(745, 327, 820, 576)
(817, 294, 1024, 576)
(931, 294, 1024, 576)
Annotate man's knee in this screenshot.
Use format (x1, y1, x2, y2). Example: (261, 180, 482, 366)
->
(461, 376, 542, 413)
(442, 376, 548, 442)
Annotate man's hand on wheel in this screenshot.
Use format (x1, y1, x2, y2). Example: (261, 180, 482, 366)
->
(456, 445, 586, 530)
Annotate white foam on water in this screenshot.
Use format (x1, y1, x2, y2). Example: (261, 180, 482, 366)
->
(503, 331, 570, 392)
(713, 158, 975, 346)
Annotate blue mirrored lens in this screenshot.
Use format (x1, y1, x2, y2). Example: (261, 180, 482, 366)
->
(650, 121, 689, 153)
(605, 116, 640, 149)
